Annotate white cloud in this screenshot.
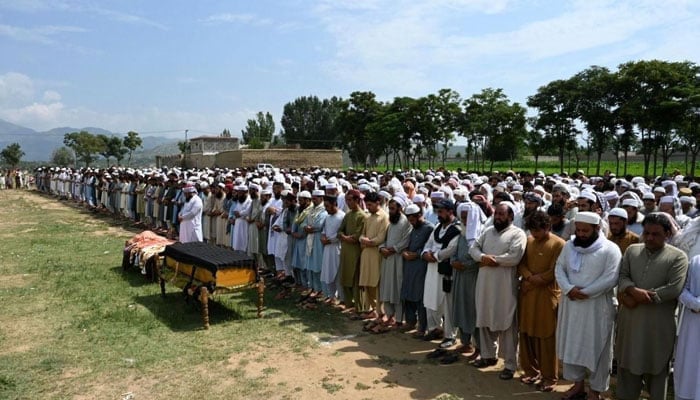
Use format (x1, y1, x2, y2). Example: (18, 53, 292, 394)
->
(42, 90, 61, 102)
(0, 72, 35, 106)
(199, 13, 272, 26)
(0, 23, 85, 45)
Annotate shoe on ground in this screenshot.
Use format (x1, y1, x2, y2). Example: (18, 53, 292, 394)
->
(422, 329, 443, 341)
(498, 368, 514, 380)
(439, 338, 456, 349)
(472, 358, 498, 368)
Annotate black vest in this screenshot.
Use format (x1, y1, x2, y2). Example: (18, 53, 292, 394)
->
(434, 221, 461, 276)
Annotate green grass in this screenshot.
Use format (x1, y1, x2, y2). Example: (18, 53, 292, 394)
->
(0, 191, 350, 400)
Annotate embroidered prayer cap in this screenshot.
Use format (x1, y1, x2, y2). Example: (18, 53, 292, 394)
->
(679, 187, 692, 196)
(404, 204, 421, 216)
(608, 207, 628, 220)
(575, 211, 601, 225)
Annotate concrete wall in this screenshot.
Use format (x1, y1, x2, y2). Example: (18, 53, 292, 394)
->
(216, 149, 343, 169)
(157, 149, 343, 169)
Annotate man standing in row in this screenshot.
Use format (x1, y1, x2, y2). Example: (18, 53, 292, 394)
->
(518, 210, 565, 391)
(338, 190, 366, 313)
(401, 204, 433, 335)
(616, 213, 688, 400)
(178, 185, 203, 243)
(358, 192, 389, 319)
(555, 212, 622, 400)
(469, 202, 526, 380)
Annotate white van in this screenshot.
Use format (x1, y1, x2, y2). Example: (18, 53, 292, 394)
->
(256, 163, 274, 174)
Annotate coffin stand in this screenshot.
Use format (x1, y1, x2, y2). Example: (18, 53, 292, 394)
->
(156, 242, 264, 329)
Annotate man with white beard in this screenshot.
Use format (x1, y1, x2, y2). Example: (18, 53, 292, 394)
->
(177, 185, 203, 243)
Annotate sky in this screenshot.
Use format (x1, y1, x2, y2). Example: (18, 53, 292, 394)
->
(0, 0, 699, 140)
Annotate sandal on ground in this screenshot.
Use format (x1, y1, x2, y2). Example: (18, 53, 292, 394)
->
(537, 382, 556, 392)
(498, 368, 515, 380)
(370, 324, 393, 334)
(520, 376, 539, 385)
(472, 358, 497, 368)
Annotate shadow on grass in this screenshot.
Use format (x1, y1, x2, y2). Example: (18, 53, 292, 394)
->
(134, 291, 245, 331)
(109, 265, 155, 287)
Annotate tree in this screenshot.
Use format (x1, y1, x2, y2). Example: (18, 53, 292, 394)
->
(426, 89, 462, 166)
(63, 131, 105, 167)
(524, 119, 547, 173)
(221, 128, 231, 137)
(337, 91, 382, 168)
(280, 96, 344, 149)
(97, 134, 127, 166)
(0, 143, 24, 167)
(527, 80, 578, 174)
(241, 112, 275, 146)
(51, 146, 74, 167)
(123, 131, 143, 166)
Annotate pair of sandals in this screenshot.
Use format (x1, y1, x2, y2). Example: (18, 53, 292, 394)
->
(362, 319, 394, 334)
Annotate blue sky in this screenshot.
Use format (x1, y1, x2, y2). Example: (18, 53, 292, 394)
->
(0, 0, 698, 140)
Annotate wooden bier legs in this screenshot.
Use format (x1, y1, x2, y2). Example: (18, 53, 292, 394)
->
(257, 277, 265, 318)
(199, 286, 210, 329)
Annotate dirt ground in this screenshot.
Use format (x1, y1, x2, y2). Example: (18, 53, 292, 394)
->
(2, 190, 578, 400)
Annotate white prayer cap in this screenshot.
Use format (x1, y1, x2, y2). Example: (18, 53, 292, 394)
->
(378, 190, 392, 200)
(659, 195, 675, 205)
(261, 188, 272, 195)
(404, 204, 421, 216)
(513, 184, 524, 192)
(631, 177, 645, 185)
(604, 191, 619, 200)
(621, 198, 639, 208)
(298, 190, 312, 199)
(312, 189, 325, 197)
(217, 182, 226, 188)
(430, 191, 445, 199)
(575, 211, 601, 225)
(680, 196, 696, 205)
(234, 185, 248, 191)
(391, 196, 406, 208)
(642, 192, 656, 200)
(183, 186, 197, 193)
(249, 183, 261, 191)
(661, 180, 675, 187)
(199, 182, 209, 189)
(578, 191, 597, 202)
(653, 186, 667, 194)
(358, 183, 371, 192)
(675, 175, 685, 182)
(413, 194, 426, 203)
(608, 208, 628, 220)
(325, 183, 337, 190)
(498, 201, 518, 216)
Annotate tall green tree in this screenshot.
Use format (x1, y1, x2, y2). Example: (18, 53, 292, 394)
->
(337, 91, 382, 168)
(426, 89, 462, 166)
(241, 111, 275, 148)
(527, 80, 578, 173)
(51, 146, 74, 167)
(220, 128, 231, 137)
(63, 131, 105, 167)
(0, 143, 24, 167)
(280, 96, 343, 149)
(97, 134, 127, 166)
(570, 66, 617, 175)
(123, 131, 143, 166)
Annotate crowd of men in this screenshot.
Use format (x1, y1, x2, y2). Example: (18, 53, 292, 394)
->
(34, 165, 700, 400)
(0, 169, 29, 190)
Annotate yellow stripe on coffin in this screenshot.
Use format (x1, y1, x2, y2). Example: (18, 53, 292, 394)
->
(163, 256, 257, 289)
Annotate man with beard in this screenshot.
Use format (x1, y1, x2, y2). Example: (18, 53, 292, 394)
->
(257, 188, 273, 271)
(615, 214, 688, 400)
(469, 202, 527, 380)
(291, 191, 312, 293)
(339, 190, 367, 314)
(246, 184, 263, 266)
(230, 185, 251, 252)
(373, 197, 411, 332)
(208, 183, 224, 244)
(302, 190, 328, 307)
(320, 195, 345, 305)
(422, 199, 462, 348)
(555, 212, 622, 400)
(358, 192, 390, 319)
(521, 192, 544, 230)
(641, 192, 658, 215)
(216, 184, 233, 246)
(266, 181, 286, 278)
(621, 198, 644, 236)
(607, 207, 639, 255)
(517, 210, 565, 392)
(177, 185, 203, 243)
(547, 203, 571, 240)
(271, 191, 297, 293)
(401, 204, 434, 335)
